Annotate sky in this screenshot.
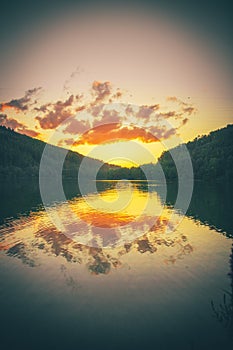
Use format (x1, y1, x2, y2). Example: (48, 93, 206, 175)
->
(0, 0, 233, 166)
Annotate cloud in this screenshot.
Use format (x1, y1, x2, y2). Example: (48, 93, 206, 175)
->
(93, 109, 121, 127)
(89, 104, 105, 117)
(92, 81, 111, 104)
(36, 110, 73, 129)
(0, 87, 42, 112)
(182, 117, 189, 125)
(75, 105, 86, 113)
(91, 81, 124, 106)
(63, 118, 90, 135)
(0, 113, 23, 129)
(34, 81, 124, 131)
(112, 90, 123, 99)
(35, 95, 75, 129)
(136, 104, 160, 119)
(63, 67, 81, 92)
(148, 125, 177, 140)
(182, 106, 196, 115)
(0, 113, 40, 137)
(0, 84, 194, 146)
(166, 96, 197, 116)
(18, 128, 40, 137)
(158, 111, 180, 119)
(58, 138, 75, 147)
(166, 96, 179, 103)
(34, 103, 52, 113)
(73, 123, 165, 146)
(70, 99, 186, 146)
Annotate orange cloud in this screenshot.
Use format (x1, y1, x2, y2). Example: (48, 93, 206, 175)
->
(79, 210, 135, 228)
(73, 123, 170, 145)
(58, 138, 75, 147)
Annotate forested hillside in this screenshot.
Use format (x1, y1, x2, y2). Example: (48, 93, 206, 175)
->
(143, 124, 233, 181)
(0, 125, 147, 179)
(1, 124, 233, 181)
(0, 126, 121, 178)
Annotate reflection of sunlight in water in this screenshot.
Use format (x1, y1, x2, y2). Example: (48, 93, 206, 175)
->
(0, 182, 192, 273)
(71, 182, 162, 219)
(56, 182, 173, 246)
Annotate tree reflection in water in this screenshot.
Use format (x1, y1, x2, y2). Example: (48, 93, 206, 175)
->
(211, 244, 233, 339)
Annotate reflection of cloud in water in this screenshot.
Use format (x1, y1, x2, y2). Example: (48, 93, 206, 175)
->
(0, 214, 193, 275)
(0, 183, 194, 274)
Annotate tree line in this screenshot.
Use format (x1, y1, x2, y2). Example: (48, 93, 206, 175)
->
(1, 124, 233, 181)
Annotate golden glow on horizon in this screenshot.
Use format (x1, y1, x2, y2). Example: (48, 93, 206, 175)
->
(0, 9, 232, 166)
(72, 139, 164, 167)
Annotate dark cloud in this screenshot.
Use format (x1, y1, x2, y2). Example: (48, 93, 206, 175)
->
(0, 87, 42, 112)
(36, 110, 73, 130)
(92, 81, 111, 104)
(136, 104, 160, 119)
(35, 95, 75, 129)
(0, 113, 24, 129)
(34, 103, 52, 113)
(0, 113, 7, 123)
(182, 117, 189, 125)
(18, 127, 40, 137)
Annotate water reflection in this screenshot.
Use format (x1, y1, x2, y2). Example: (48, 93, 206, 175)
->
(1, 179, 232, 274)
(0, 180, 194, 272)
(0, 211, 192, 274)
(0, 179, 233, 349)
(211, 244, 233, 338)
(162, 181, 233, 237)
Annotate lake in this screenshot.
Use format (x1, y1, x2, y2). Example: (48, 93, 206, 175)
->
(0, 179, 232, 350)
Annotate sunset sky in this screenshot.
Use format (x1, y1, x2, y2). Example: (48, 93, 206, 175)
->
(1, 0, 233, 167)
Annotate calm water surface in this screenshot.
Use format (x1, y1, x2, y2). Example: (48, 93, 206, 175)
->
(0, 179, 232, 350)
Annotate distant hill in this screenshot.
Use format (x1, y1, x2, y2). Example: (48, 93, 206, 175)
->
(0, 126, 121, 179)
(0, 125, 147, 180)
(1, 124, 233, 181)
(143, 124, 233, 181)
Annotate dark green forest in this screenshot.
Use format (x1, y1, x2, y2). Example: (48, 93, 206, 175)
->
(0, 124, 233, 181)
(0, 125, 144, 180)
(143, 124, 233, 182)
